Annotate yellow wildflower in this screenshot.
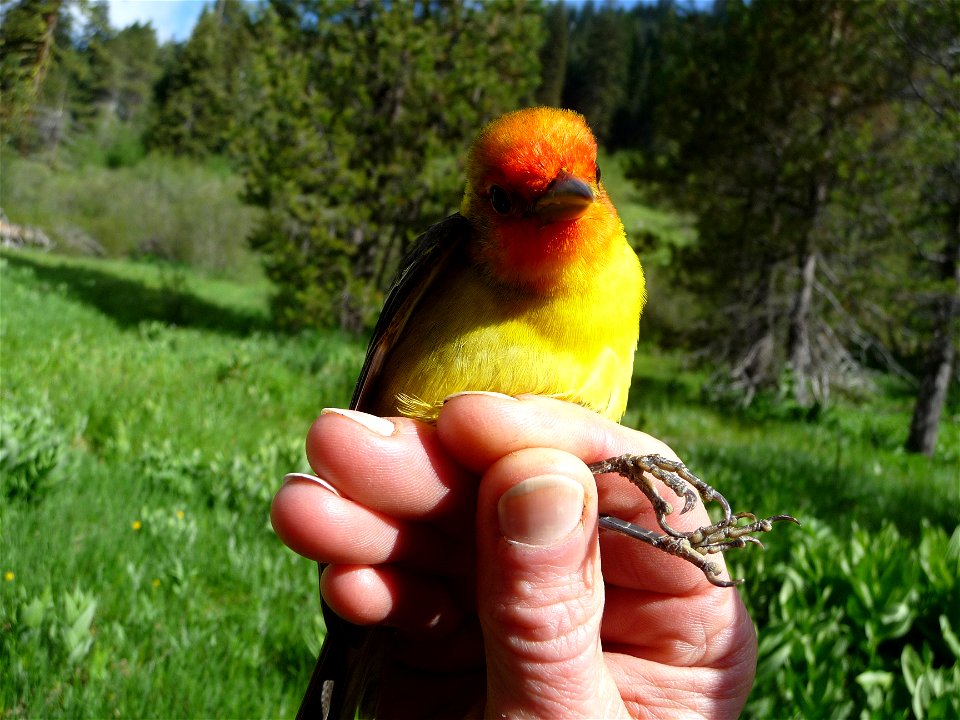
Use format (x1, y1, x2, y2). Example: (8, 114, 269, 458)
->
(131, 520, 142, 531)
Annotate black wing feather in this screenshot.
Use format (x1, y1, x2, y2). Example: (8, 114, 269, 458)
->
(350, 213, 471, 411)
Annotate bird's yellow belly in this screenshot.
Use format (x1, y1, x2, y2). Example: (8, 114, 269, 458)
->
(372, 246, 643, 423)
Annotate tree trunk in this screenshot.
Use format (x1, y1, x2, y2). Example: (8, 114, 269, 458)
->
(905, 204, 960, 455)
(16, 1, 61, 154)
(787, 249, 818, 406)
(31, 3, 60, 100)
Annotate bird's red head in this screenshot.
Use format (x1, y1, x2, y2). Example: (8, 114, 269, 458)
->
(461, 107, 624, 292)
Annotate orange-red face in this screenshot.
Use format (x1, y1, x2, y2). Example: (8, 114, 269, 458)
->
(461, 107, 623, 291)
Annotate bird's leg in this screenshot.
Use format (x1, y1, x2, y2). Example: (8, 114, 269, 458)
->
(588, 454, 799, 588)
(596, 515, 740, 587)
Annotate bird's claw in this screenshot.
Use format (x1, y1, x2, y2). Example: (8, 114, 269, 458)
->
(589, 454, 798, 587)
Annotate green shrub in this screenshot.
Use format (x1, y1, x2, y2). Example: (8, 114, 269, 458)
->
(0, 400, 64, 503)
(135, 434, 305, 518)
(0, 155, 263, 277)
(66, 123, 147, 169)
(740, 520, 960, 719)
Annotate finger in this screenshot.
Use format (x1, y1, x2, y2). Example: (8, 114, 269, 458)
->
(597, 530, 731, 591)
(600, 583, 751, 665)
(604, 594, 758, 720)
(439, 394, 729, 591)
(605, 650, 757, 720)
(270, 475, 467, 572)
(440, 393, 678, 474)
(439, 394, 693, 520)
(306, 409, 476, 533)
(475, 447, 629, 719)
(320, 564, 464, 638)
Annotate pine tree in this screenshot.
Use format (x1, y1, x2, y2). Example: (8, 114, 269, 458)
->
(1, 0, 161, 159)
(148, 0, 254, 158)
(107, 22, 161, 125)
(633, 0, 908, 406)
(237, 0, 544, 332)
(1, 0, 66, 152)
(894, 0, 960, 455)
(563, 1, 629, 144)
(535, 1, 568, 107)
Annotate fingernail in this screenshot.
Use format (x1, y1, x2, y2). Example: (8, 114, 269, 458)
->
(282, 473, 342, 497)
(498, 475, 584, 546)
(321, 408, 395, 436)
(443, 391, 519, 403)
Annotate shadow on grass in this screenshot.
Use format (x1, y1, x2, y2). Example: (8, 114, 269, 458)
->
(686, 441, 958, 539)
(4, 252, 269, 336)
(626, 371, 700, 409)
(625, 370, 958, 537)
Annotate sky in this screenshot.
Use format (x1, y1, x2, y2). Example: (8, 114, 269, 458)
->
(105, 0, 211, 43)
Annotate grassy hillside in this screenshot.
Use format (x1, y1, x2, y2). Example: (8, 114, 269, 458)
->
(2, 249, 957, 718)
(1, 155, 263, 279)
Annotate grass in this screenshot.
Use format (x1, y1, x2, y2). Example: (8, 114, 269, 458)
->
(2, 247, 958, 718)
(1, 250, 360, 717)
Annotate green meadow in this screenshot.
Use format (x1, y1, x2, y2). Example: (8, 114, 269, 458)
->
(2, 248, 957, 718)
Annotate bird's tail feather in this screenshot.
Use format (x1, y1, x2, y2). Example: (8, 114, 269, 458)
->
(297, 606, 386, 720)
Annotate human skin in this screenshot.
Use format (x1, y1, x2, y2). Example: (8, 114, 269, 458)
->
(271, 393, 758, 719)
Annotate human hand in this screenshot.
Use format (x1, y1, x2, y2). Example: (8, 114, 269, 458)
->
(271, 393, 757, 719)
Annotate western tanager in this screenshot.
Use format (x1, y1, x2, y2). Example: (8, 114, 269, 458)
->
(298, 107, 793, 719)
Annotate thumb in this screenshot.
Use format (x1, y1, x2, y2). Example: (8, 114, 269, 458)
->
(476, 448, 629, 719)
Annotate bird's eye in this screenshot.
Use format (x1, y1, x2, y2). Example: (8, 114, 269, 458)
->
(595, 164, 602, 185)
(489, 185, 511, 215)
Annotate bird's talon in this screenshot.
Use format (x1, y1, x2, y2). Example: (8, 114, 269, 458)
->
(593, 453, 797, 587)
(708, 574, 744, 588)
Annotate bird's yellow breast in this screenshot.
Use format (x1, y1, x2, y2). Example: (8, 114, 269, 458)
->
(369, 236, 644, 423)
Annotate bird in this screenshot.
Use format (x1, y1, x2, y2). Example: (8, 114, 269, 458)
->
(297, 107, 794, 719)
(354, 107, 643, 424)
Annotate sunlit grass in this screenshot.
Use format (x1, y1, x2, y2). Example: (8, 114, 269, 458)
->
(0, 251, 356, 717)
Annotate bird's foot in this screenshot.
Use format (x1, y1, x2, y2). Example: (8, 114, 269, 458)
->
(588, 454, 799, 588)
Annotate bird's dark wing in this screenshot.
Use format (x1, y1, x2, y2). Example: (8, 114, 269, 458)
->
(351, 212, 471, 412)
(297, 213, 471, 720)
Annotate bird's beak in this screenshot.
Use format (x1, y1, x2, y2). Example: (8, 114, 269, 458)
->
(534, 173, 594, 223)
